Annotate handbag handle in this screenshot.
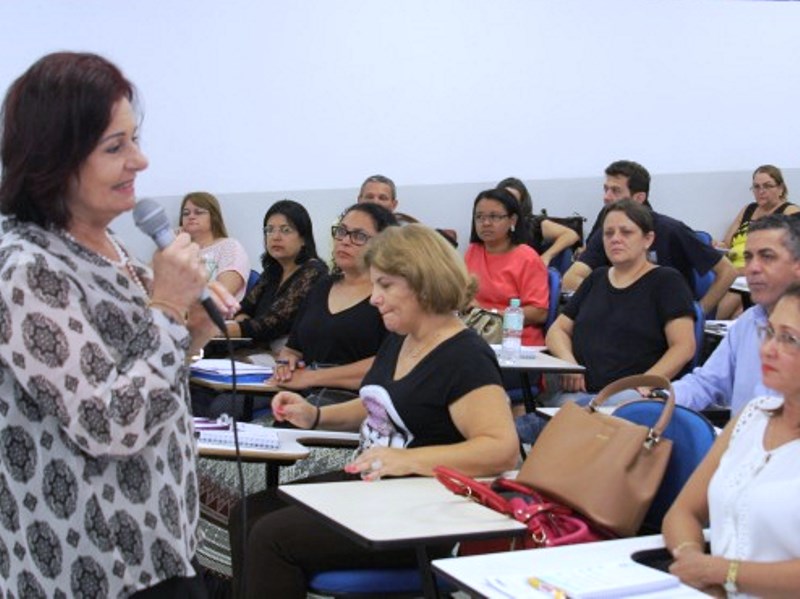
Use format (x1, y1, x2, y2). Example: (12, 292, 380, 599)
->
(589, 374, 675, 445)
(433, 466, 511, 514)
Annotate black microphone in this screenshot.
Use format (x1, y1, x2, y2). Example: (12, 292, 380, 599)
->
(133, 198, 227, 332)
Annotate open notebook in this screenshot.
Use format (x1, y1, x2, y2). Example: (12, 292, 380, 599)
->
(190, 359, 273, 384)
(194, 418, 280, 450)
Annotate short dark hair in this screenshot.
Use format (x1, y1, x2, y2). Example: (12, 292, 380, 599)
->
(749, 213, 800, 261)
(358, 175, 397, 201)
(496, 177, 533, 217)
(261, 199, 320, 273)
(0, 52, 136, 228)
(603, 199, 654, 235)
(605, 160, 651, 203)
(469, 188, 527, 245)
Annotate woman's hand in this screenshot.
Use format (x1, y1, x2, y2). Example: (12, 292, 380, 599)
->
(151, 232, 208, 313)
(344, 447, 414, 481)
(560, 372, 586, 392)
(271, 391, 317, 428)
(270, 353, 305, 385)
(186, 280, 240, 354)
(669, 550, 728, 595)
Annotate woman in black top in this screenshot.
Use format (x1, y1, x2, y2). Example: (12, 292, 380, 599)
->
(226, 200, 327, 350)
(498, 176, 579, 266)
(270, 203, 397, 391)
(228, 225, 518, 598)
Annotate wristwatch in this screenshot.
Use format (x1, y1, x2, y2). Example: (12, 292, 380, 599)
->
(724, 559, 740, 594)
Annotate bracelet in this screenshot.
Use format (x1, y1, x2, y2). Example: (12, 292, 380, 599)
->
(310, 406, 321, 430)
(148, 299, 188, 324)
(671, 540, 703, 557)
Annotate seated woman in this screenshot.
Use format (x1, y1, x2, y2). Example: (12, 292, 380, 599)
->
(270, 203, 397, 396)
(226, 199, 327, 353)
(229, 224, 519, 597)
(180, 190, 251, 301)
(662, 284, 800, 597)
(544, 199, 695, 406)
(465, 188, 549, 346)
(717, 165, 799, 319)
(497, 176, 580, 267)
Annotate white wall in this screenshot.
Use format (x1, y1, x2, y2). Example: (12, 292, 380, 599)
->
(1, 0, 799, 264)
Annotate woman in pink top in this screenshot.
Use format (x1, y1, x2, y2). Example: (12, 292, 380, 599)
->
(180, 191, 251, 301)
(465, 188, 549, 346)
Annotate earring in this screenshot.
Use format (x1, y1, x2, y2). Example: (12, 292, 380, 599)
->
(510, 225, 516, 233)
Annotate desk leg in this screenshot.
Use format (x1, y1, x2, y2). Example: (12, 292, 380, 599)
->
(266, 463, 280, 488)
(416, 545, 440, 599)
(519, 371, 537, 413)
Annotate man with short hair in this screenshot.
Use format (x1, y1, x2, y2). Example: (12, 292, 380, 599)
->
(674, 214, 800, 415)
(563, 160, 736, 315)
(357, 174, 398, 212)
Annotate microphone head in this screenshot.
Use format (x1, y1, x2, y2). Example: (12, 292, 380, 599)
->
(133, 199, 174, 249)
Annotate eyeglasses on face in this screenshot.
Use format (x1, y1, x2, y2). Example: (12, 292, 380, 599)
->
(756, 323, 800, 354)
(474, 213, 509, 224)
(751, 183, 779, 192)
(263, 225, 296, 236)
(181, 208, 210, 217)
(331, 225, 371, 246)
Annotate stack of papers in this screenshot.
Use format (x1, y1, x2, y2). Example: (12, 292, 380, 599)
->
(190, 359, 273, 384)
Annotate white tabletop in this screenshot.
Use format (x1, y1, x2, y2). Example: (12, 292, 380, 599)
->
(731, 275, 749, 293)
(197, 426, 358, 461)
(433, 534, 707, 598)
(498, 351, 586, 374)
(279, 477, 526, 549)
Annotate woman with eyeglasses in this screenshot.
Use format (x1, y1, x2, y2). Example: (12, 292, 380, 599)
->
(465, 188, 549, 345)
(663, 283, 800, 597)
(225, 200, 327, 352)
(179, 191, 251, 301)
(716, 165, 798, 319)
(270, 203, 397, 396)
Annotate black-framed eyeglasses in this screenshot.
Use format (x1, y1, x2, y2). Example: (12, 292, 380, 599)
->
(756, 323, 800, 354)
(474, 213, 509, 224)
(751, 183, 779, 192)
(331, 225, 371, 246)
(263, 225, 296, 236)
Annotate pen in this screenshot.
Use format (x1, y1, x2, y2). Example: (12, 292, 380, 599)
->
(527, 576, 569, 598)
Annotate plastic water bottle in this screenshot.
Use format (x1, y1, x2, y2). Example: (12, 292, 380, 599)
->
(500, 298, 523, 364)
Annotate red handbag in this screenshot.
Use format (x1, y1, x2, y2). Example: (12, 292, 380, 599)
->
(433, 466, 611, 555)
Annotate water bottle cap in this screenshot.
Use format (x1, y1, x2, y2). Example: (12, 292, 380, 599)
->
(510, 298, 521, 308)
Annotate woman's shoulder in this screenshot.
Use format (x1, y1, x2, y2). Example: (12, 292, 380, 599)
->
(300, 258, 329, 276)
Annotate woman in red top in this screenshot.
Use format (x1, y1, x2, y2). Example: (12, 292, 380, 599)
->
(465, 188, 549, 345)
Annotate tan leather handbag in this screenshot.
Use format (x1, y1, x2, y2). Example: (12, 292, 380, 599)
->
(460, 307, 503, 345)
(516, 374, 674, 537)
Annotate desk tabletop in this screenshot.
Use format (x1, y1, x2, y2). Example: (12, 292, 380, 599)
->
(731, 275, 749, 293)
(497, 351, 586, 374)
(197, 426, 359, 461)
(279, 477, 526, 549)
(433, 534, 707, 598)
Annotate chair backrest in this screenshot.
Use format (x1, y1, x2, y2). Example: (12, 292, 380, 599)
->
(246, 269, 260, 294)
(548, 247, 573, 275)
(612, 400, 716, 532)
(691, 231, 716, 311)
(546, 267, 562, 331)
(690, 300, 705, 370)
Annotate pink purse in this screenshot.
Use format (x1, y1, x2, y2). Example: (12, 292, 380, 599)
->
(433, 466, 611, 554)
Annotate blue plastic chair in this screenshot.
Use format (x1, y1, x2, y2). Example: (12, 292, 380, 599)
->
(612, 400, 716, 532)
(690, 300, 705, 370)
(691, 231, 717, 318)
(308, 569, 428, 598)
(548, 247, 573, 275)
(246, 269, 261, 294)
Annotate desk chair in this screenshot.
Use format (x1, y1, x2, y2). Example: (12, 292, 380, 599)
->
(690, 301, 706, 370)
(612, 400, 716, 533)
(245, 269, 260, 295)
(691, 231, 717, 318)
(308, 569, 429, 598)
(548, 247, 573, 275)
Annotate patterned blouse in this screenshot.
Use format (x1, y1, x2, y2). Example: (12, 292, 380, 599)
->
(0, 218, 199, 598)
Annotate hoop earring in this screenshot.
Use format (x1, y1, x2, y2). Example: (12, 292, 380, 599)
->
(510, 225, 516, 233)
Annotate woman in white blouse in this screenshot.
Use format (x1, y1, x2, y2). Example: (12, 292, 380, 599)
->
(663, 283, 800, 597)
(180, 191, 251, 301)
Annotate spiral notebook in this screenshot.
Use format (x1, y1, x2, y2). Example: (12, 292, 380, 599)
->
(195, 419, 280, 450)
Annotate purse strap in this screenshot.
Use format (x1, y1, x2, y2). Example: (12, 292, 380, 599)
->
(588, 374, 675, 447)
(433, 466, 511, 514)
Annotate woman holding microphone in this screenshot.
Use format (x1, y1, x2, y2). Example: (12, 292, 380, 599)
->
(0, 52, 237, 597)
